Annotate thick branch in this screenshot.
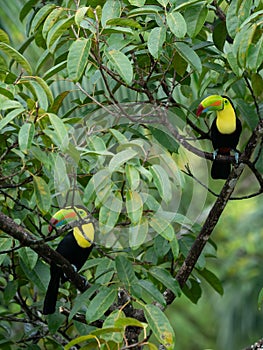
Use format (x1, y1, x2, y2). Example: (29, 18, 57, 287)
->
(165, 118, 263, 304)
(0, 212, 88, 293)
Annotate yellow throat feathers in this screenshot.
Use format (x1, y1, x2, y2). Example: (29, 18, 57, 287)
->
(73, 223, 94, 248)
(216, 103, 236, 134)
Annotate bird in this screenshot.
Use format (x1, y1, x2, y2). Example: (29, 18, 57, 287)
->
(43, 206, 94, 315)
(196, 95, 242, 179)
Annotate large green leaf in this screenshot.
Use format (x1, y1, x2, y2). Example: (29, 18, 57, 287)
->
(149, 164, 172, 203)
(115, 255, 137, 287)
(197, 268, 224, 295)
(101, 0, 121, 27)
(184, 3, 208, 38)
(106, 49, 133, 85)
(18, 122, 35, 154)
(149, 266, 181, 296)
(48, 113, 69, 151)
(67, 38, 91, 82)
(33, 175, 51, 213)
(0, 107, 25, 131)
(85, 286, 117, 323)
(99, 191, 122, 234)
(31, 4, 56, 32)
(174, 42, 202, 74)
(109, 148, 137, 172)
(144, 304, 175, 350)
(166, 11, 187, 39)
(0, 42, 32, 74)
(46, 16, 74, 49)
(149, 215, 174, 241)
(42, 8, 65, 38)
(147, 27, 166, 59)
(129, 217, 148, 248)
(125, 190, 143, 224)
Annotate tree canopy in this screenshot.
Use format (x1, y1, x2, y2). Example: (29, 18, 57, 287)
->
(0, 0, 262, 349)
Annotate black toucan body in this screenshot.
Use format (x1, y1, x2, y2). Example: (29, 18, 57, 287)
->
(196, 95, 242, 179)
(43, 207, 94, 315)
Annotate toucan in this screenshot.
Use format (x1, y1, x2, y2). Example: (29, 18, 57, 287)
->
(196, 95, 242, 179)
(43, 207, 94, 315)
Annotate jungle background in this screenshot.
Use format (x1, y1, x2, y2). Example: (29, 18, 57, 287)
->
(0, 0, 262, 349)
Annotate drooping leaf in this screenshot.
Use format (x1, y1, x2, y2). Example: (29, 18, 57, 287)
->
(182, 278, 202, 304)
(139, 279, 166, 306)
(74, 6, 89, 27)
(42, 8, 65, 38)
(106, 18, 142, 29)
(125, 164, 140, 190)
(67, 38, 91, 82)
(46, 16, 74, 49)
(144, 304, 175, 350)
(149, 215, 174, 241)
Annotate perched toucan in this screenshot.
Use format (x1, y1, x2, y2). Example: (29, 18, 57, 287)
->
(43, 207, 94, 315)
(196, 95, 242, 179)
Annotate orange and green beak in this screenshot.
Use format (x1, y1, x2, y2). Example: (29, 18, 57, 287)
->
(196, 95, 224, 116)
(48, 207, 88, 233)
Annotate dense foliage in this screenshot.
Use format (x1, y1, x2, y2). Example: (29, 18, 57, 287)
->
(0, 0, 262, 349)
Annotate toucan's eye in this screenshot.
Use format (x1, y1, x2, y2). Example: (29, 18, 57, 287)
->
(224, 99, 228, 104)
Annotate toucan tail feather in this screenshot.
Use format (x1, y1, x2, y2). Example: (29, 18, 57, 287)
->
(211, 160, 230, 179)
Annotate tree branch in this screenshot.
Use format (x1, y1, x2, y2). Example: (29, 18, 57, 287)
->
(0, 212, 88, 294)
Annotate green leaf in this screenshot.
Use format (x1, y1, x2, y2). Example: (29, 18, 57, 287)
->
(247, 35, 263, 72)
(46, 16, 74, 49)
(42, 8, 65, 38)
(258, 287, 263, 310)
(166, 11, 187, 39)
(226, 51, 242, 77)
(147, 27, 166, 59)
(65, 335, 98, 350)
(0, 42, 32, 74)
(20, 260, 47, 292)
(129, 217, 149, 248)
(182, 278, 202, 304)
(139, 279, 166, 306)
(67, 38, 91, 82)
(4, 280, 18, 303)
(86, 286, 117, 323)
(156, 0, 168, 6)
(106, 18, 142, 29)
(31, 4, 56, 32)
(18, 123, 35, 154)
(33, 175, 51, 213)
(125, 164, 140, 190)
(54, 154, 71, 200)
(109, 149, 137, 172)
(128, 0, 146, 6)
(101, 0, 121, 27)
(0, 238, 12, 265)
(213, 21, 227, 51)
(0, 108, 25, 131)
(148, 126, 179, 153)
(19, 247, 38, 270)
(43, 61, 67, 80)
(75, 6, 89, 26)
(115, 255, 137, 287)
(0, 29, 10, 44)
(149, 216, 174, 241)
(69, 285, 99, 320)
(48, 113, 69, 151)
(144, 304, 175, 350)
(197, 268, 224, 295)
(128, 5, 163, 17)
(174, 41, 202, 74)
(99, 191, 122, 234)
(106, 49, 133, 85)
(185, 3, 208, 38)
(149, 266, 181, 296)
(149, 164, 172, 203)
(126, 190, 143, 224)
